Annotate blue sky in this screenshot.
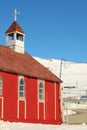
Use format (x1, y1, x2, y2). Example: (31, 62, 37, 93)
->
(0, 0, 87, 62)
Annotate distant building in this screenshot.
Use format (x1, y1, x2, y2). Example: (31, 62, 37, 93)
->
(0, 10, 62, 124)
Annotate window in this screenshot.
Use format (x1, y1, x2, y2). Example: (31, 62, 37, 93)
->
(0, 76, 2, 95)
(17, 33, 23, 41)
(8, 33, 14, 40)
(38, 82, 44, 101)
(64, 86, 76, 89)
(19, 78, 25, 98)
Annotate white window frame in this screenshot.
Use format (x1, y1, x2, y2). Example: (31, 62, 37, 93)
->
(38, 80, 45, 102)
(18, 76, 25, 99)
(0, 76, 2, 95)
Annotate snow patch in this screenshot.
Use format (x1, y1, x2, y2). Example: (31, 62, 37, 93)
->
(64, 109, 76, 116)
(65, 103, 87, 109)
(0, 121, 87, 130)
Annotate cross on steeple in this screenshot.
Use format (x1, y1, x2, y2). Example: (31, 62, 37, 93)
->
(13, 9, 20, 21)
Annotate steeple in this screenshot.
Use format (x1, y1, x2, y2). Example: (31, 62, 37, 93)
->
(5, 9, 25, 54)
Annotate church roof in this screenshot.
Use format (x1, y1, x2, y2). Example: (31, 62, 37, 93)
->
(5, 21, 24, 34)
(0, 45, 62, 83)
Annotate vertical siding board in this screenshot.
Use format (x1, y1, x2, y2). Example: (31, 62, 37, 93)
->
(56, 83, 62, 123)
(0, 72, 18, 121)
(19, 100, 25, 119)
(39, 103, 44, 120)
(45, 81, 55, 121)
(0, 99, 2, 118)
(25, 77, 37, 121)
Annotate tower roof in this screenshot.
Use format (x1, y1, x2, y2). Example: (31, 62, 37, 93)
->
(5, 21, 24, 34)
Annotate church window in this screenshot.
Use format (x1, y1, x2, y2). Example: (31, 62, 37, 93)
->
(19, 78, 25, 98)
(38, 82, 44, 102)
(0, 76, 2, 95)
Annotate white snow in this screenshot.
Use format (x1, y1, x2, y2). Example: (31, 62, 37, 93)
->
(34, 57, 87, 98)
(64, 109, 76, 116)
(0, 121, 87, 130)
(65, 103, 87, 110)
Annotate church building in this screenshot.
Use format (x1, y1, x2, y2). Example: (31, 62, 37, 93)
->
(0, 10, 62, 124)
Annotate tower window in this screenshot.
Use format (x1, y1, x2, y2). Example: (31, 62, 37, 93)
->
(38, 82, 44, 102)
(19, 78, 25, 98)
(0, 76, 2, 95)
(8, 33, 14, 40)
(17, 33, 23, 41)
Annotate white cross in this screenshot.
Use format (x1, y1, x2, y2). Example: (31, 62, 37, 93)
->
(13, 9, 20, 21)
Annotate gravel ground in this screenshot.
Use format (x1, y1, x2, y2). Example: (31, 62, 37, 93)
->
(64, 109, 87, 124)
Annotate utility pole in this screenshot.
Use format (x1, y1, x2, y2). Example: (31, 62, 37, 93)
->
(59, 59, 64, 123)
(59, 59, 63, 79)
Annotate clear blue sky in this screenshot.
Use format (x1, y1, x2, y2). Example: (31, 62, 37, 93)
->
(0, 0, 87, 62)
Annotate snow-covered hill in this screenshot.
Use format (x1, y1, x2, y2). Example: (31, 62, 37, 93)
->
(34, 57, 87, 98)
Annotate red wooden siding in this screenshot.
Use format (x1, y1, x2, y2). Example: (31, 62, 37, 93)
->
(45, 81, 55, 120)
(0, 98, 3, 119)
(25, 77, 38, 121)
(1, 72, 18, 121)
(56, 83, 62, 124)
(39, 103, 44, 120)
(19, 100, 25, 119)
(0, 71, 62, 124)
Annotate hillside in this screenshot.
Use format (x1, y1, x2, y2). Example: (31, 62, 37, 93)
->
(34, 57, 87, 98)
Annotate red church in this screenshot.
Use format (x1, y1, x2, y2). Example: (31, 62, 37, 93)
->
(0, 10, 62, 124)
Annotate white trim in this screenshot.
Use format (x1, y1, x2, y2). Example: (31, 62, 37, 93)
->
(37, 79, 45, 120)
(18, 76, 25, 100)
(0, 76, 3, 95)
(54, 83, 56, 120)
(38, 80, 45, 102)
(6, 31, 25, 36)
(59, 83, 64, 122)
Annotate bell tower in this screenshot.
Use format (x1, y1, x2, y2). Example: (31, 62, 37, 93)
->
(5, 9, 25, 54)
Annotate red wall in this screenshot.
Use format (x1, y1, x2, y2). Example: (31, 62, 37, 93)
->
(19, 101, 25, 119)
(39, 103, 44, 120)
(0, 71, 62, 124)
(45, 81, 55, 120)
(56, 83, 62, 124)
(0, 98, 2, 118)
(45, 81, 62, 124)
(25, 77, 38, 121)
(0, 72, 18, 121)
